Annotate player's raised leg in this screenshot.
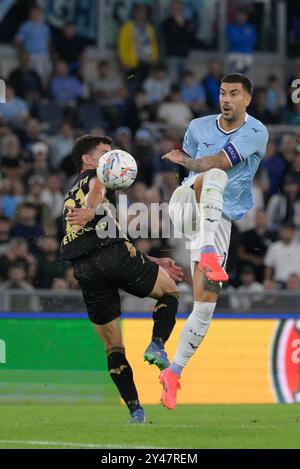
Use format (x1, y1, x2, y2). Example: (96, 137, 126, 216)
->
(160, 267, 220, 410)
(144, 267, 179, 371)
(93, 319, 145, 423)
(161, 174, 230, 409)
(197, 169, 229, 282)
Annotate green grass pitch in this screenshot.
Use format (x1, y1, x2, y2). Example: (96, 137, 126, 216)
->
(0, 403, 300, 449)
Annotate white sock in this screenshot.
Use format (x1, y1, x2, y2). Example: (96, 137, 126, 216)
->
(199, 169, 228, 249)
(171, 301, 216, 373)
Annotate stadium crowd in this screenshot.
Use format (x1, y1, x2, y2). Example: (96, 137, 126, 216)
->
(0, 1, 300, 311)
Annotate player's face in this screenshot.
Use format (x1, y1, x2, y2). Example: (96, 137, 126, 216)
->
(219, 83, 251, 122)
(88, 143, 111, 168)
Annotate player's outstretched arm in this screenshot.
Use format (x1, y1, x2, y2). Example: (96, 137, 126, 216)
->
(162, 149, 231, 173)
(66, 177, 105, 228)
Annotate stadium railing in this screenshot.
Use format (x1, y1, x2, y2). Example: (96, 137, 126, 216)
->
(0, 289, 299, 314)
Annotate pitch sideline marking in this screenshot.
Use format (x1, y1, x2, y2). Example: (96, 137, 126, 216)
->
(0, 439, 164, 449)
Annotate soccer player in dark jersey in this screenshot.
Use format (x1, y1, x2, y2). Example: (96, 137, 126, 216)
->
(60, 135, 183, 423)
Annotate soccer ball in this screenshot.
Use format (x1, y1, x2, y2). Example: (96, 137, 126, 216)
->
(97, 149, 137, 190)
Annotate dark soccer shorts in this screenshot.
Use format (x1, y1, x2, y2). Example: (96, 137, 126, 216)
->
(72, 241, 159, 325)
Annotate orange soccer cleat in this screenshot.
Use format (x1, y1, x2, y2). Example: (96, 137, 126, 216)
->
(199, 252, 229, 282)
(160, 368, 181, 410)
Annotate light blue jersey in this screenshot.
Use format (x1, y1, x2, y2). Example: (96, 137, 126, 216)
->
(182, 113, 269, 220)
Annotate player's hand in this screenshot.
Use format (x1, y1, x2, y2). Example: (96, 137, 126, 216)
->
(157, 257, 184, 282)
(161, 149, 185, 166)
(65, 205, 95, 228)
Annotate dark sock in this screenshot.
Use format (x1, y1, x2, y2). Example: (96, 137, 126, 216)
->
(152, 292, 179, 346)
(107, 347, 141, 413)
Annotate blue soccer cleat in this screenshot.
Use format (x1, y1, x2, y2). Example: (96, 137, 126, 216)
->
(129, 408, 146, 424)
(144, 341, 170, 371)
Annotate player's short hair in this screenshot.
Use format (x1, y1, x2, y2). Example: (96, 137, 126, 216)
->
(221, 73, 253, 95)
(71, 135, 112, 171)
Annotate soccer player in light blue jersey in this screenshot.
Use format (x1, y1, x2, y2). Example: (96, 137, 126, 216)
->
(160, 73, 269, 409)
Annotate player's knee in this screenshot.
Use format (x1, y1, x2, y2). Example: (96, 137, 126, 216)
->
(103, 336, 124, 352)
(203, 168, 228, 190)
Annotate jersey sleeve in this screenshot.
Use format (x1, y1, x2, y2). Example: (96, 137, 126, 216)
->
(222, 126, 268, 167)
(182, 120, 198, 157)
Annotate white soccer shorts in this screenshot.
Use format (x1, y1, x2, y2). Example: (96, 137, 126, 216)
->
(169, 176, 232, 274)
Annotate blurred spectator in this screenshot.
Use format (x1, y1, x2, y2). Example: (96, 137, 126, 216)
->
(48, 121, 75, 169)
(10, 202, 44, 254)
(126, 88, 153, 132)
(238, 210, 277, 283)
(226, 222, 241, 284)
(0, 216, 11, 252)
(284, 101, 300, 125)
(0, 265, 40, 312)
(0, 132, 28, 179)
(26, 175, 55, 236)
(133, 128, 155, 186)
(143, 64, 171, 105)
(266, 175, 300, 231)
(8, 51, 43, 103)
(118, 3, 159, 92)
(0, 177, 24, 219)
(250, 88, 280, 124)
(266, 75, 287, 118)
(53, 21, 86, 76)
(114, 126, 133, 153)
(90, 60, 127, 129)
(27, 142, 50, 179)
(162, 0, 194, 82)
(49, 60, 86, 103)
(235, 170, 267, 233)
(261, 140, 287, 198)
(41, 174, 64, 238)
(202, 60, 223, 111)
(34, 236, 67, 289)
(91, 60, 127, 105)
(0, 237, 36, 283)
(152, 135, 178, 177)
(279, 133, 297, 166)
(64, 266, 78, 289)
(180, 70, 207, 115)
(286, 151, 300, 184)
(0, 83, 29, 123)
(15, 6, 51, 84)
(0, 0, 17, 42)
(227, 7, 257, 74)
(229, 266, 265, 311)
(52, 278, 69, 290)
(264, 223, 300, 287)
(21, 118, 44, 151)
(286, 273, 300, 290)
(157, 84, 193, 131)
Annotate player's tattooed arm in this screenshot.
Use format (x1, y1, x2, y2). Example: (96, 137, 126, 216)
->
(66, 177, 105, 228)
(161, 149, 231, 173)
